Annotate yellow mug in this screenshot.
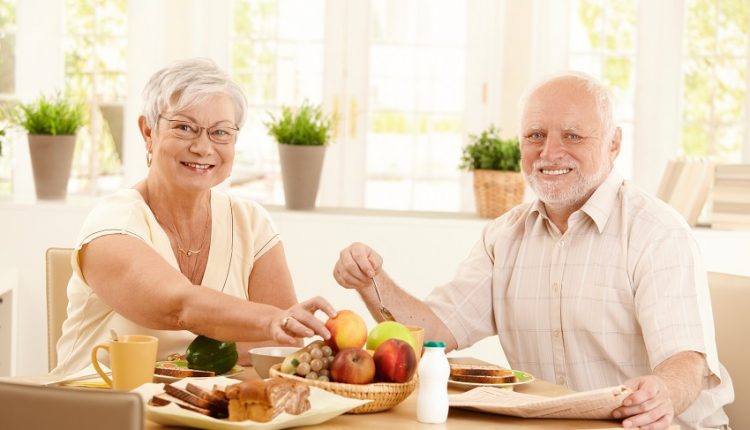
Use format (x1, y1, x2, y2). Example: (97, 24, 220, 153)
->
(91, 334, 158, 391)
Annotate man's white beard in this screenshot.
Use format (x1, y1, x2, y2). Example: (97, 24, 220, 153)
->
(525, 159, 610, 206)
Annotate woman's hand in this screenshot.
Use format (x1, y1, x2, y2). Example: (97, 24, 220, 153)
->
(333, 242, 383, 290)
(270, 296, 337, 345)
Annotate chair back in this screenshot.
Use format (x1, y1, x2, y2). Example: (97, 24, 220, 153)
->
(0, 381, 143, 430)
(708, 271, 750, 429)
(46, 247, 74, 371)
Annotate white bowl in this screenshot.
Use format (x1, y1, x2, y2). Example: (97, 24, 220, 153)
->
(248, 346, 299, 378)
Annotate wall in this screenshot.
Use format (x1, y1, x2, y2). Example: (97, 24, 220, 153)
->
(1, 198, 748, 376)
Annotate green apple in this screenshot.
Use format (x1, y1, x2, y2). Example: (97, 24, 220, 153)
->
(366, 321, 416, 352)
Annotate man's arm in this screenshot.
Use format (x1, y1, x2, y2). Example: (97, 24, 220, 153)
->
(613, 351, 707, 430)
(333, 242, 459, 351)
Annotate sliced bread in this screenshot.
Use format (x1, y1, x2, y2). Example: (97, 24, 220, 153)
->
(449, 363, 516, 384)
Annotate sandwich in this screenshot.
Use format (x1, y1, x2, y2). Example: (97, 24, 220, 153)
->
(449, 363, 516, 384)
(224, 378, 311, 422)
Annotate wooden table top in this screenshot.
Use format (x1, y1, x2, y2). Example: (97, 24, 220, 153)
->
(144, 357, 628, 429)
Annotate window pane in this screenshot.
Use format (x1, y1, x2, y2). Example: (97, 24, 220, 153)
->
(63, 0, 127, 196)
(569, 0, 637, 179)
(366, 0, 466, 211)
(0, 0, 15, 95)
(682, 0, 749, 161)
(230, 0, 325, 205)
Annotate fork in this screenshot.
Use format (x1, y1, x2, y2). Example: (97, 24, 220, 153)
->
(371, 277, 397, 322)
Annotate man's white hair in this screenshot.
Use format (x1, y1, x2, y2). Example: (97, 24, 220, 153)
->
(518, 71, 617, 141)
(141, 58, 248, 130)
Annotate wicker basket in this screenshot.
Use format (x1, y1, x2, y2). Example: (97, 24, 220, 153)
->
(269, 364, 416, 413)
(473, 169, 525, 218)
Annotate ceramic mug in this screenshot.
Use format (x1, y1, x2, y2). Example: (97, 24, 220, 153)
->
(91, 334, 158, 391)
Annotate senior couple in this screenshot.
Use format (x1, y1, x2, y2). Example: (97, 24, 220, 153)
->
(51, 58, 732, 429)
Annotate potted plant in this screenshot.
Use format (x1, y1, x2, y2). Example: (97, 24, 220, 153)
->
(11, 93, 86, 199)
(265, 102, 332, 210)
(459, 125, 524, 218)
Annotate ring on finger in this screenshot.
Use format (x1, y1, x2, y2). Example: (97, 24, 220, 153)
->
(282, 316, 292, 330)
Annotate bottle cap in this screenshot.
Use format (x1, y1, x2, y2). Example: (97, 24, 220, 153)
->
(423, 341, 446, 348)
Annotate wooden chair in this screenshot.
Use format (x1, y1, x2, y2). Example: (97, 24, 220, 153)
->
(708, 272, 750, 429)
(45, 247, 74, 372)
(0, 381, 143, 430)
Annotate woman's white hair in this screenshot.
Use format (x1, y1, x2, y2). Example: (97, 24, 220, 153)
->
(141, 58, 248, 130)
(518, 71, 617, 141)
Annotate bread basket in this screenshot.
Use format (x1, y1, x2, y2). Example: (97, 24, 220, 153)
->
(269, 363, 416, 413)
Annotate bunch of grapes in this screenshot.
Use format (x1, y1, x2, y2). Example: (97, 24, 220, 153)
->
(292, 344, 335, 382)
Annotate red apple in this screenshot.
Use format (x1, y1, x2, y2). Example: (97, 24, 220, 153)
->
(329, 348, 376, 384)
(373, 338, 417, 383)
(325, 310, 368, 352)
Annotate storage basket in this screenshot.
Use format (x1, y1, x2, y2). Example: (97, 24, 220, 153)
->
(473, 169, 525, 218)
(269, 364, 416, 413)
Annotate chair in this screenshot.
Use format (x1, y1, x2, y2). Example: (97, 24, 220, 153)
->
(708, 271, 750, 429)
(0, 381, 143, 430)
(46, 247, 74, 371)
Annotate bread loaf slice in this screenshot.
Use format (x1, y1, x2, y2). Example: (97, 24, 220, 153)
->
(154, 364, 215, 378)
(449, 363, 516, 384)
(150, 393, 213, 416)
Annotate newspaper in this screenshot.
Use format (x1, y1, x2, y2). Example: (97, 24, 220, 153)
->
(448, 385, 632, 419)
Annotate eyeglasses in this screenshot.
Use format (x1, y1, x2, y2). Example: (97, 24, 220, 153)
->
(158, 116, 239, 144)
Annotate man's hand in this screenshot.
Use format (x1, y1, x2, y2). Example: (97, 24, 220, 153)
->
(333, 242, 383, 290)
(613, 375, 674, 430)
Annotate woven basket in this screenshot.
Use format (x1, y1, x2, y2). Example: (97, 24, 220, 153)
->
(473, 169, 525, 218)
(269, 364, 416, 413)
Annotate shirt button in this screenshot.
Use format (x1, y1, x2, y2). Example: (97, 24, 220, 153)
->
(552, 283, 560, 293)
(553, 330, 561, 338)
(559, 240, 565, 247)
(557, 375, 566, 385)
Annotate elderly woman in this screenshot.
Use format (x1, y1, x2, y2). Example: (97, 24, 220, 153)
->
(52, 58, 334, 375)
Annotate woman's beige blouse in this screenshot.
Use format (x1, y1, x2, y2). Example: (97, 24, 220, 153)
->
(51, 188, 279, 375)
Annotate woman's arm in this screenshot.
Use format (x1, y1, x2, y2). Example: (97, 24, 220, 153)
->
(80, 234, 334, 344)
(237, 242, 303, 362)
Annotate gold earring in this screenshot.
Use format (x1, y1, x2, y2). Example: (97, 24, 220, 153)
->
(146, 152, 152, 167)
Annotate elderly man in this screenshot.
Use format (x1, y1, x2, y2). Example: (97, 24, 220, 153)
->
(333, 72, 732, 429)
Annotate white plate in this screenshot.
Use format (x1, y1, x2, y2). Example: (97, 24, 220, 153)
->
(134, 376, 369, 430)
(448, 369, 535, 389)
(154, 361, 244, 383)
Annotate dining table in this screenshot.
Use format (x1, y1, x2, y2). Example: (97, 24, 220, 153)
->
(141, 356, 652, 430)
(2, 357, 679, 430)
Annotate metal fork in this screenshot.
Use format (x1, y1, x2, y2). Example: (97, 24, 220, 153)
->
(371, 277, 397, 322)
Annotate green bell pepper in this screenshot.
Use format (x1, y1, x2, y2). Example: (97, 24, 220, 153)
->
(186, 335, 239, 375)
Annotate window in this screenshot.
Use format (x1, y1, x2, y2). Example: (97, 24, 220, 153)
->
(229, 0, 470, 212)
(64, 0, 127, 194)
(681, 0, 749, 162)
(568, 0, 637, 178)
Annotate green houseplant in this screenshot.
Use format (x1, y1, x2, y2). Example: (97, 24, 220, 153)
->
(459, 125, 524, 218)
(265, 102, 332, 210)
(12, 93, 86, 199)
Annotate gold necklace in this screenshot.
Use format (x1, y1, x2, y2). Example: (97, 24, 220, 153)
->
(143, 184, 212, 272)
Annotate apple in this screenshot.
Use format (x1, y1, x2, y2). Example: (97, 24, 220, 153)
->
(325, 310, 368, 352)
(366, 321, 416, 352)
(373, 338, 417, 383)
(329, 348, 376, 384)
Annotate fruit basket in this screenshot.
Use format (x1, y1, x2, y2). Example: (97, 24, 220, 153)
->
(269, 363, 417, 413)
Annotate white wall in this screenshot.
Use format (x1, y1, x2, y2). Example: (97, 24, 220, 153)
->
(2, 197, 749, 376)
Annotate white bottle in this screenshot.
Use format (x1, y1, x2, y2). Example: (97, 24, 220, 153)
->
(416, 341, 450, 423)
